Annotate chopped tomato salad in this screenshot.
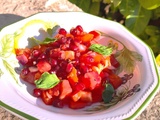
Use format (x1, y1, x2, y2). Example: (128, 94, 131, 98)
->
(15, 25, 123, 109)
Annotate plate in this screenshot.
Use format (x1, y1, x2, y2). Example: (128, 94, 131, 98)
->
(0, 12, 159, 120)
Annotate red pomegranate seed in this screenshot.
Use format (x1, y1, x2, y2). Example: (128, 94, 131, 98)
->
(70, 28, 79, 36)
(32, 50, 40, 57)
(49, 59, 57, 66)
(38, 53, 46, 60)
(33, 88, 42, 97)
(66, 63, 73, 73)
(58, 28, 67, 35)
(21, 68, 29, 76)
(58, 37, 67, 44)
(76, 25, 83, 33)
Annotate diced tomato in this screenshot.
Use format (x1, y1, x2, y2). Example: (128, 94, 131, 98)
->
(67, 67, 78, 85)
(72, 82, 86, 92)
(89, 30, 101, 39)
(110, 54, 120, 68)
(34, 72, 42, 80)
(60, 50, 75, 60)
(36, 60, 51, 73)
(69, 100, 90, 109)
(82, 71, 101, 90)
(80, 33, 94, 43)
(72, 91, 82, 102)
(80, 51, 103, 66)
(72, 90, 92, 102)
(59, 80, 72, 100)
(48, 84, 60, 97)
(41, 90, 54, 105)
(15, 48, 31, 57)
(109, 74, 122, 89)
(92, 86, 104, 103)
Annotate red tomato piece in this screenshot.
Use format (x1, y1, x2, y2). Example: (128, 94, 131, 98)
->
(41, 90, 54, 105)
(89, 30, 101, 39)
(48, 84, 60, 97)
(59, 80, 73, 100)
(92, 86, 104, 103)
(82, 71, 101, 90)
(110, 54, 120, 68)
(80, 33, 94, 43)
(36, 60, 51, 73)
(109, 74, 122, 89)
(69, 100, 90, 109)
(72, 90, 92, 102)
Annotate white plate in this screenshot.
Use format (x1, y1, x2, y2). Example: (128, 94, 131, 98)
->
(0, 12, 159, 120)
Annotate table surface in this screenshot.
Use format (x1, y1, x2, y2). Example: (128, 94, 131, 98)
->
(0, 0, 160, 120)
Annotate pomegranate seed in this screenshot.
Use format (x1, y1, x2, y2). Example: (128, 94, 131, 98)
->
(58, 28, 67, 35)
(38, 53, 46, 60)
(49, 69, 56, 74)
(86, 56, 94, 63)
(58, 37, 67, 44)
(33, 88, 42, 97)
(70, 44, 79, 51)
(70, 28, 79, 36)
(49, 59, 57, 66)
(52, 98, 64, 108)
(66, 63, 73, 73)
(80, 63, 90, 73)
(21, 68, 29, 76)
(51, 41, 60, 48)
(66, 37, 73, 44)
(76, 25, 83, 33)
(32, 50, 40, 57)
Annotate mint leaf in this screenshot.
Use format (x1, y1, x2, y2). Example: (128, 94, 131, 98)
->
(89, 44, 113, 55)
(47, 25, 60, 37)
(42, 37, 57, 44)
(102, 83, 115, 103)
(35, 72, 60, 89)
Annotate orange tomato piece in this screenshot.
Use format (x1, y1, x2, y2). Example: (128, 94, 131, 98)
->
(67, 67, 78, 85)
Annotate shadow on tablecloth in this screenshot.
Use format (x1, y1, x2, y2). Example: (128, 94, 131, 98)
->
(0, 14, 24, 30)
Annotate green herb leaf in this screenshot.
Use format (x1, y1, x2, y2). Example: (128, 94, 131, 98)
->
(47, 25, 60, 37)
(35, 72, 60, 89)
(115, 47, 143, 74)
(42, 38, 57, 44)
(89, 44, 113, 55)
(102, 83, 115, 103)
(138, 0, 160, 10)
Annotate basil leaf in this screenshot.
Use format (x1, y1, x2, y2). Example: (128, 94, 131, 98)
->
(35, 72, 60, 89)
(89, 44, 113, 55)
(102, 83, 115, 103)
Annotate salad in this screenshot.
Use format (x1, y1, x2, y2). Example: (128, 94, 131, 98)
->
(15, 24, 142, 109)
